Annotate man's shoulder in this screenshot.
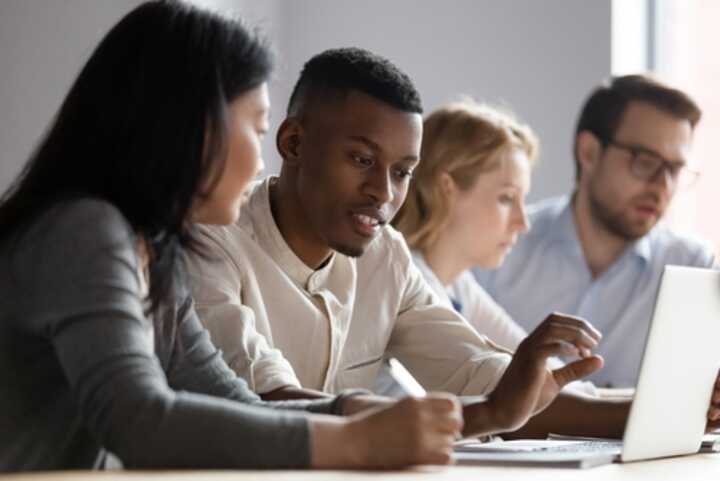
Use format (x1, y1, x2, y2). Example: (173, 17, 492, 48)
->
(191, 215, 263, 275)
(194, 180, 267, 255)
(196, 220, 253, 248)
(508, 195, 570, 250)
(647, 223, 716, 266)
(526, 195, 569, 226)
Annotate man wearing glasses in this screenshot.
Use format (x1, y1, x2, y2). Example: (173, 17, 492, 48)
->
(475, 74, 716, 388)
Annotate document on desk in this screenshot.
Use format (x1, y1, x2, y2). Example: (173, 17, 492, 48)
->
(453, 439, 618, 468)
(455, 439, 604, 453)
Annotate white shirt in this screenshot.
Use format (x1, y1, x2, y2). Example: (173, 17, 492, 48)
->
(412, 251, 526, 351)
(186, 177, 511, 395)
(412, 251, 598, 397)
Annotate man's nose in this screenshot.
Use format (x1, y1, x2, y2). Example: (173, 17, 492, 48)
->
(365, 168, 393, 204)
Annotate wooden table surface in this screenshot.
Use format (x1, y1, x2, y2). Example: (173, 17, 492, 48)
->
(4, 453, 720, 481)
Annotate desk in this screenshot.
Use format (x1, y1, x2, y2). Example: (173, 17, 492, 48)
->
(4, 454, 720, 481)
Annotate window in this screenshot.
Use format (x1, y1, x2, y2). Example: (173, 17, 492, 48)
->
(651, 0, 720, 255)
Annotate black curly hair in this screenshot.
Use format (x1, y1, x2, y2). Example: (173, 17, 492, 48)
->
(287, 47, 422, 116)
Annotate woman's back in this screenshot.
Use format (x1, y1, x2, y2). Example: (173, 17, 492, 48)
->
(0, 199, 145, 468)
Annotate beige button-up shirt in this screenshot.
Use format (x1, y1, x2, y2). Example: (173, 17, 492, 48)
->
(187, 177, 511, 395)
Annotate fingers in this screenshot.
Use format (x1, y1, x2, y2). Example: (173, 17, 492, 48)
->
(521, 313, 602, 361)
(399, 395, 462, 466)
(423, 394, 464, 435)
(534, 341, 587, 360)
(706, 420, 720, 433)
(419, 437, 455, 465)
(707, 371, 720, 425)
(534, 313, 602, 343)
(551, 355, 604, 388)
(708, 405, 720, 423)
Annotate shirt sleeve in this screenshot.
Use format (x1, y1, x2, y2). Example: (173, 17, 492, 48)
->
(19, 200, 319, 469)
(692, 243, 718, 269)
(472, 266, 498, 298)
(387, 258, 512, 397)
(185, 226, 302, 393)
(160, 291, 340, 415)
(458, 272, 527, 351)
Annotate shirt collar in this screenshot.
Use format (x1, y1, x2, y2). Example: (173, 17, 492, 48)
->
(546, 196, 585, 262)
(248, 176, 336, 288)
(630, 234, 652, 263)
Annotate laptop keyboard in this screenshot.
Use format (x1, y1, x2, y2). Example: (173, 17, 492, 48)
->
(537, 440, 622, 454)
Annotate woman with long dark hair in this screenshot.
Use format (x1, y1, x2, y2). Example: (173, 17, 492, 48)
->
(0, 1, 461, 471)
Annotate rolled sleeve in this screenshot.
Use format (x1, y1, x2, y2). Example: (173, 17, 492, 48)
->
(186, 227, 301, 393)
(388, 261, 511, 397)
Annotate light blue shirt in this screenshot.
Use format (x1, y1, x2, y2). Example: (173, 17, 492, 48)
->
(474, 195, 717, 388)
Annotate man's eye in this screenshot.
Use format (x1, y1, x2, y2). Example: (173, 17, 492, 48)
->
(499, 194, 514, 204)
(634, 155, 661, 172)
(667, 162, 684, 176)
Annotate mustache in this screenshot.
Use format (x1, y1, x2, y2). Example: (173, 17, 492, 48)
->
(632, 192, 662, 206)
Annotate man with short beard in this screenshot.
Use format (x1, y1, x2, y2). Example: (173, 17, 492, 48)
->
(475, 75, 717, 388)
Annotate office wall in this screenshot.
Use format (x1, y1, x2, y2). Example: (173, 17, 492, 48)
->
(0, 1, 611, 202)
(0, 0, 143, 192)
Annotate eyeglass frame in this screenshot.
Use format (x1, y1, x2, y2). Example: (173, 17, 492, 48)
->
(596, 135, 700, 189)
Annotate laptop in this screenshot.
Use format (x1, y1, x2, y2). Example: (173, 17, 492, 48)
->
(387, 265, 720, 468)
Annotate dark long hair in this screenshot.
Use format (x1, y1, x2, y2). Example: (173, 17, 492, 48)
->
(0, 0, 273, 313)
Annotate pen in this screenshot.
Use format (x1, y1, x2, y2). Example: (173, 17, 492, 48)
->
(386, 357, 427, 397)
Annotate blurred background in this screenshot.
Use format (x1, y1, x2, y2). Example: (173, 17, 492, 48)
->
(0, 0, 717, 253)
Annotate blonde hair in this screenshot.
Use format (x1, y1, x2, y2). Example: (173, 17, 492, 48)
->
(393, 99, 539, 252)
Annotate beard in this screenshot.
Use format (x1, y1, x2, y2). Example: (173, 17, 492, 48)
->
(588, 184, 660, 241)
(328, 239, 365, 258)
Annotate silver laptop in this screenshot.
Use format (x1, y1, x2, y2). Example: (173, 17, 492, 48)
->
(390, 265, 720, 467)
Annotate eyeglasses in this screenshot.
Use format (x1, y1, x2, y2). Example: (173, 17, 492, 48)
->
(600, 137, 700, 190)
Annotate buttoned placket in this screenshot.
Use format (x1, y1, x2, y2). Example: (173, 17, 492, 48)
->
(306, 269, 353, 392)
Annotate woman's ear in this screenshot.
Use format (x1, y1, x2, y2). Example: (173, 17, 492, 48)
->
(439, 171, 459, 210)
(276, 117, 303, 167)
(439, 171, 457, 198)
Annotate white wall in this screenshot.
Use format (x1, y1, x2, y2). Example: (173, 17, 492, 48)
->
(0, 0, 143, 192)
(0, 0, 611, 202)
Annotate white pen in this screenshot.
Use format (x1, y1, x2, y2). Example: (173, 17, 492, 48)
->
(387, 357, 467, 441)
(386, 357, 427, 397)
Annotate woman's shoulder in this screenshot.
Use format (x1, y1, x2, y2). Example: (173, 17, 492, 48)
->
(32, 197, 133, 243)
(52, 197, 130, 227)
(9, 197, 138, 273)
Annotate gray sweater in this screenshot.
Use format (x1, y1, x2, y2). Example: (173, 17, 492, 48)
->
(0, 199, 340, 471)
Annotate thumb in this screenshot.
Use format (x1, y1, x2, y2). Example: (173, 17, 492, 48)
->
(551, 355, 603, 387)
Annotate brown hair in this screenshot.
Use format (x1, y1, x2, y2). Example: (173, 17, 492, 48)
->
(573, 74, 701, 181)
(393, 99, 538, 252)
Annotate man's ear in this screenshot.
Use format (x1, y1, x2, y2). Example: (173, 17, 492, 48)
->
(576, 130, 603, 179)
(276, 117, 303, 167)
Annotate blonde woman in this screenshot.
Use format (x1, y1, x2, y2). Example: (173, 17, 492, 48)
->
(393, 100, 597, 395)
(393, 101, 536, 348)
